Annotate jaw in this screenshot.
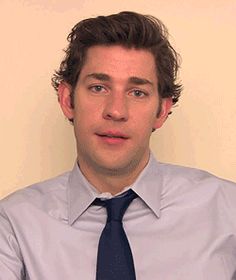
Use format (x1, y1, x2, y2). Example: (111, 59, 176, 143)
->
(77, 137, 150, 177)
(76, 145, 150, 194)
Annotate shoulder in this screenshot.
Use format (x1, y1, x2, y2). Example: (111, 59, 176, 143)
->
(157, 161, 236, 211)
(158, 161, 235, 189)
(0, 171, 71, 215)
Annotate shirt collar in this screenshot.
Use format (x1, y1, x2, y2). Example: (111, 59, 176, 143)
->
(68, 152, 163, 225)
(68, 164, 99, 225)
(131, 153, 163, 218)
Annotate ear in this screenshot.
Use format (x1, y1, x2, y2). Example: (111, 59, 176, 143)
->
(153, 97, 173, 130)
(58, 82, 74, 120)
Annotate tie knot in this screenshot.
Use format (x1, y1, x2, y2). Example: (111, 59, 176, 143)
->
(94, 189, 138, 222)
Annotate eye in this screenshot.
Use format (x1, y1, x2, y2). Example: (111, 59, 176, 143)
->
(89, 85, 107, 93)
(130, 89, 147, 98)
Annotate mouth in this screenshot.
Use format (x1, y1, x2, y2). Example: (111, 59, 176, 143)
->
(96, 132, 129, 138)
(97, 134, 128, 139)
(95, 131, 129, 144)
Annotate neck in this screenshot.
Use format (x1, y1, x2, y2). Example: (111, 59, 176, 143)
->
(77, 155, 149, 195)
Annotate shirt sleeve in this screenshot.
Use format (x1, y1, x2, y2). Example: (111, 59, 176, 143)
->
(0, 206, 25, 279)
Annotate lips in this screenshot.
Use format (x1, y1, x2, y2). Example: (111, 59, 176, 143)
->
(95, 131, 129, 144)
(96, 131, 129, 139)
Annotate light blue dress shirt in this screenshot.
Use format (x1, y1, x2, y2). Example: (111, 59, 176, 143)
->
(1, 154, 236, 279)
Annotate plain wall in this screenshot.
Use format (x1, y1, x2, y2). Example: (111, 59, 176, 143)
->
(0, 0, 235, 198)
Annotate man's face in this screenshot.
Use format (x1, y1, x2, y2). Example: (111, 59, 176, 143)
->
(59, 45, 172, 176)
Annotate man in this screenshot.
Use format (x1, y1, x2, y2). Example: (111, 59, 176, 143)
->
(0, 11, 236, 280)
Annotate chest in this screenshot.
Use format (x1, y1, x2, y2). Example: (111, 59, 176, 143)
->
(17, 203, 236, 280)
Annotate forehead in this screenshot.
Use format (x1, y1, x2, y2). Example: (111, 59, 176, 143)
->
(79, 45, 157, 84)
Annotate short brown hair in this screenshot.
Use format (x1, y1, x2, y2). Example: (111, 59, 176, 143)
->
(52, 11, 182, 105)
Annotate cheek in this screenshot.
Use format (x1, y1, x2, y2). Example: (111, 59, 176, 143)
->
(132, 110, 157, 134)
(73, 101, 101, 134)
(75, 94, 103, 114)
(73, 99, 94, 119)
(139, 105, 158, 122)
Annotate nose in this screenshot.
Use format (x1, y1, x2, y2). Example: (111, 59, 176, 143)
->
(102, 92, 128, 122)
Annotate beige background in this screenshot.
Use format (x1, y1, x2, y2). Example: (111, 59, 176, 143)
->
(0, 0, 235, 198)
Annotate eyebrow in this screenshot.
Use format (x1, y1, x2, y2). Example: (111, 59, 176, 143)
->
(84, 73, 154, 87)
(85, 73, 110, 81)
(128, 76, 153, 86)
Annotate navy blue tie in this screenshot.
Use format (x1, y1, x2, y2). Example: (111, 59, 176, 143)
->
(93, 189, 138, 280)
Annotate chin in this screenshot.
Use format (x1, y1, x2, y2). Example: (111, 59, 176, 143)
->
(96, 156, 143, 176)
(91, 155, 127, 171)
